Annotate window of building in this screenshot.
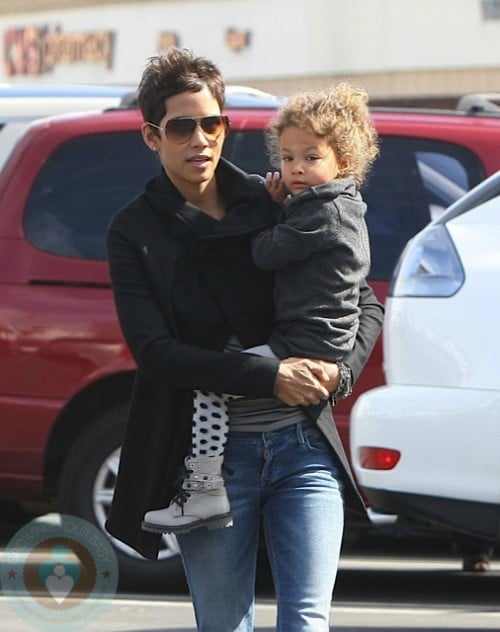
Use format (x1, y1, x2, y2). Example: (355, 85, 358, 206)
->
(481, 0, 500, 19)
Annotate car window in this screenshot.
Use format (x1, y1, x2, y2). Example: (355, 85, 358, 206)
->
(24, 129, 274, 261)
(224, 131, 485, 281)
(361, 137, 484, 280)
(23, 129, 485, 278)
(24, 132, 159, 260)
(223, 129, 275, 175)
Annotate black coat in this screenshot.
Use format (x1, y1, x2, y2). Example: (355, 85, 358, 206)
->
(105, 159, 384, 560)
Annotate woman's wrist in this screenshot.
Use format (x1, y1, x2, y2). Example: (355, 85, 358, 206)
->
(332, 361, 353, 403)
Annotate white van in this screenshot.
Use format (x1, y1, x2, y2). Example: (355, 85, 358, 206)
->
(0, 83, 135, 122)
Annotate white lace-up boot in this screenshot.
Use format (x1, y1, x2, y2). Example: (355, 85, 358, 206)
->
(141, 455, 233, 534)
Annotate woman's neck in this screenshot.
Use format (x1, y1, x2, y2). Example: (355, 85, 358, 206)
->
(185, 181, 226, 220)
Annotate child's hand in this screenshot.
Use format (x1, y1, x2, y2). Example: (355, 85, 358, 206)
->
(265, 171, 287, 204)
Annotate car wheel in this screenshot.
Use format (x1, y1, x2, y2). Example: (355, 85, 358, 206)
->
(58, 405, 186, 592)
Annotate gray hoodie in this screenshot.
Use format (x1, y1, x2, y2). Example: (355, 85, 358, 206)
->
(252, 177, 370, 360)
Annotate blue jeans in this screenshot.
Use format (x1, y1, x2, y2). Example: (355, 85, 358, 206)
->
(177, 419, 345, 632)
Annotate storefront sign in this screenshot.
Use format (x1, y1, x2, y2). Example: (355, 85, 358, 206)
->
(4, 25, 115, 77)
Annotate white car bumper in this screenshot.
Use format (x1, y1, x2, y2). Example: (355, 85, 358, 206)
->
(351, 384, 500, 539)
(351, 384, 500, 506)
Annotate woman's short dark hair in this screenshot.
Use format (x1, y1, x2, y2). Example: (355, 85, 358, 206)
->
(137, 48, 226, 126)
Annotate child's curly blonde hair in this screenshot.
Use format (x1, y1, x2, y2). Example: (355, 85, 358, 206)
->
(266, 82, 379, 185)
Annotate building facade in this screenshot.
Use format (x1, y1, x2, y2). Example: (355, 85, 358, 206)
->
(1, 0, 500, 106)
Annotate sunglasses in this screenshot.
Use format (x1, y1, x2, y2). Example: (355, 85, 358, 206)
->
(147, 115, 230, 144)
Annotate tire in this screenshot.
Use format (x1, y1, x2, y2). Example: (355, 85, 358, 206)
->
(58, 405, 186, 592)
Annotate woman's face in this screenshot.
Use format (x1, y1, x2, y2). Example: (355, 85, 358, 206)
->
(142, 86, 227, 197)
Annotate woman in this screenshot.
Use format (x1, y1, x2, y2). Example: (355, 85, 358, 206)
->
(106, 48, 383, 632)
(141, 81, 379, 536)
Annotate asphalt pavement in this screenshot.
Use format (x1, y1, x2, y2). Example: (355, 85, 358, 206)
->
(1, 550, 499, 631)
(1, 504, 499, 631)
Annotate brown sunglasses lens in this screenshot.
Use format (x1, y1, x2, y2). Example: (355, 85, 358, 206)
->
(165, 116, 229, 143)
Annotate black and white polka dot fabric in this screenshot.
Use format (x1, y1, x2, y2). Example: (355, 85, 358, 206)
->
(191, 390, 238, 457)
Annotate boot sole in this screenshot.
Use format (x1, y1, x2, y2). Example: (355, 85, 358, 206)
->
(141, 513, 234, 535)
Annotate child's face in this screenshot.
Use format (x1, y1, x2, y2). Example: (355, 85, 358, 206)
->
(279, 125, 343, 196)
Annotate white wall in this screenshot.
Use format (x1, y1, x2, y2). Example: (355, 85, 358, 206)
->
(1, 0, 499, 88)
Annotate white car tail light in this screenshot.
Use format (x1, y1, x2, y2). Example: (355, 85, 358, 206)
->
(389, 224, 464, 298)
(358, 446, 401, 470)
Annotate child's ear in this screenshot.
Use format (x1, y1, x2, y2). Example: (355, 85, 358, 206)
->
(339, 157, 352, 177)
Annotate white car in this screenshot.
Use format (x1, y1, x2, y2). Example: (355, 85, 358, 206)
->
(0, 83, 134, 121)
(351, 171, 500, 542)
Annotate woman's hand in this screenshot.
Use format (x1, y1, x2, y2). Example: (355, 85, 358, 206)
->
(314, 360, 341, 393)
(275, 357, 332, 406)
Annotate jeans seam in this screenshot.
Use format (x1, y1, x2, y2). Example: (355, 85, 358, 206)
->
(295, 421, 306, 446)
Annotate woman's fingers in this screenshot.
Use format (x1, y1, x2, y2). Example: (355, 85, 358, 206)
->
(275, 358, 331, 406)
(309, 360, 341, 392)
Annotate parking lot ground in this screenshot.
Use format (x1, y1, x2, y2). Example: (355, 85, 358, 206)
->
(1, 553, 499, 631)
(1, 592, 500, 631)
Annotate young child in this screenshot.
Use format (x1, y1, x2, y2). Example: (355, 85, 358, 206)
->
(142, 82, 379, 534)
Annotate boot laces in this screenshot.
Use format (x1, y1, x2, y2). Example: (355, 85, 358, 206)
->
(171, 489, 191, 515)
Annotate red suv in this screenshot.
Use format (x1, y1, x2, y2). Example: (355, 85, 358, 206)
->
(1, 91, 500, 587)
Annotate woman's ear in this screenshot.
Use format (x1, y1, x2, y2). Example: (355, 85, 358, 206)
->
(141, 122, 158, 152)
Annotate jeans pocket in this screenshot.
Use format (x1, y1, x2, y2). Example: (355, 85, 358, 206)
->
(302, 424, 331, 453)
